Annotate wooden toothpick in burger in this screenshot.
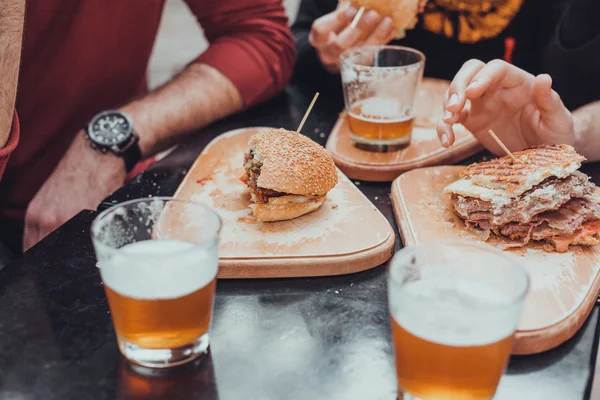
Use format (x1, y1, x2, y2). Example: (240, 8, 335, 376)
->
(297, 92, 320, 133)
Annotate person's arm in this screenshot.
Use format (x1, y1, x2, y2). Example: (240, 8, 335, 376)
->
(572, 101, 600, 162)
(0, 0, 24, 180)
(23, 0, 295, 250)
(129, 0, 297, 156)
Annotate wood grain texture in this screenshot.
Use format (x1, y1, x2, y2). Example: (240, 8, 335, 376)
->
(171, 127, 395, 278)
(391, 166, 600, 355)
(326, 79, 482, 182)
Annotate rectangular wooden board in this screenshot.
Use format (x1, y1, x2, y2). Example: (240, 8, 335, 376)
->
(171, 127, 395, 279)
(391, 166, 600, 355)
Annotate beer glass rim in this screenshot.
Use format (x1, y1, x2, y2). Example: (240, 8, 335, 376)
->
(389, 240, 530, 306)
(91, 196, 221, 255)
(340, 45, 425, 71)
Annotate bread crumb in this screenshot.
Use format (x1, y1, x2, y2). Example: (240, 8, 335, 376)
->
(332, 204, 339, 210)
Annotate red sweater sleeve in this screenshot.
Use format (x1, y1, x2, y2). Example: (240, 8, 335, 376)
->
(0, 112, 19, 181)
(186, 0, 296, 107)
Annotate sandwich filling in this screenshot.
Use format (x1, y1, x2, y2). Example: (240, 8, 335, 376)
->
(445, 145, 600, 252)
(244, 150, 286, 204)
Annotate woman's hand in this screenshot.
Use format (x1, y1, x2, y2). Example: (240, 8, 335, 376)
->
(436, 59, 575, 155)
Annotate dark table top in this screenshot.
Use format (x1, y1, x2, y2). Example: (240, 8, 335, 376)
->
(2, 86, 600, 400)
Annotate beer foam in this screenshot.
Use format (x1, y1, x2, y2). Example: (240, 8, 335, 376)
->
(358, 97, 410, 120)
(99, 239, 218, 300)
(389, 277, 521, 346)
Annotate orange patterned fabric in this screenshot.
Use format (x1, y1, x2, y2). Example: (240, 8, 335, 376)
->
(422, 0, 524, 43)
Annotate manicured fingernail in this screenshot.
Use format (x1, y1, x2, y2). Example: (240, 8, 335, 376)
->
(443, 110, 453, 121)
(466, 80, 480, 90)
(441, 133, 449, 146)
(448, 93, 458, 107)
(345, 7, 357, 18)
(381, 16, 393, 28)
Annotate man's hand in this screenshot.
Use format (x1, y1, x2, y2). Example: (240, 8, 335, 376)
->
(436, 59, 575, 155)
(309, 5, 397, 74)
(23, 132, 127, 250)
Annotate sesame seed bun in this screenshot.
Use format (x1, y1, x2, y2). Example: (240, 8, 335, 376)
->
(251, 195, 325, 222)
(249, 128, 338, 196)
(345, 0, 420, 32)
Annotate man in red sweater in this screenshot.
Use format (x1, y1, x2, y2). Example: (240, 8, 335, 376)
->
(0, 0, 295, 255)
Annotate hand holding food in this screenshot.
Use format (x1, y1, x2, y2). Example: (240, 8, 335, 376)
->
(243, 128, 338, 222)
(309, 4, 397, 74)
(445, 144, 600, 253)
(436, 59, 575, 155)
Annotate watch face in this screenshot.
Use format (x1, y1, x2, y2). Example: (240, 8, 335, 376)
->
(88, 111, 133, 148)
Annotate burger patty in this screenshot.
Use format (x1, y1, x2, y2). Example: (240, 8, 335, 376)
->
(243, 151, 287, 203)
(452, 172, 594, 226)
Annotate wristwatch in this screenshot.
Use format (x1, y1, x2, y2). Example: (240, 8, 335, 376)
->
(86, 110, 142, 172)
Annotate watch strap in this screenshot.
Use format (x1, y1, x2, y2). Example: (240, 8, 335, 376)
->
(121, 135, 142, 173)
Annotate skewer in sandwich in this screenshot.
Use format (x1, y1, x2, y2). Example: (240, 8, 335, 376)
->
(242, 128, 338, 222)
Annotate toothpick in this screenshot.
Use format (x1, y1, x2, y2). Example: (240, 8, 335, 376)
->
(488, 129, 518, 163)
(296, 92, 320, 133)
(350, 6, 366, 29)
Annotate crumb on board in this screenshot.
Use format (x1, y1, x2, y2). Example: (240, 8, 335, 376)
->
(197, 176, 212, 184)
(332, 204, 339, 210)
(355, 181, 361, 186)
(319, 133, 325, 138)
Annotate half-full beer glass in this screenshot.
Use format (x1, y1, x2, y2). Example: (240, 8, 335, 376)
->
(91, 198, 221, 368)
(340, 45, 424, 152)
(388, 241, 529, 400)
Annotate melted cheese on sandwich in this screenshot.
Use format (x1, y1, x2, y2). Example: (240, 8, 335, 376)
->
(444, 178, 513, 207)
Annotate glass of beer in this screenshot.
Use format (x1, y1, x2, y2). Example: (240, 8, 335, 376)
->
(340, 45, 425, 152)
(91, 197, 221, 368)
(388, 241, 529, 400)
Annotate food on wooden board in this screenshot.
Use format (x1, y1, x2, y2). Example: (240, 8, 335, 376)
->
(242, 128, 338, 222)
(444, 144, 600, 252)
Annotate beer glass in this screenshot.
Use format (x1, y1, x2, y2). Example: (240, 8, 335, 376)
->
(340, 45, 425, 152)
(388, 241, 529, 400)
(91, 197, 221, 368)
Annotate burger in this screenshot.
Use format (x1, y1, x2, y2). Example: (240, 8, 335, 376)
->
(445, 144, 600, 253)
(345, 0, 421, 38)
(242, 128, 338, 222)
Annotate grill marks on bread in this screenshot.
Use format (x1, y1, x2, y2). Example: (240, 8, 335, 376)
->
(461, 144, 585, 194)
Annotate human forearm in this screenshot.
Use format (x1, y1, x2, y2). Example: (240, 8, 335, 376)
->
(120, 63, 242, 157)
(573, 101, 600, 162)
(0, 0, 25, 148)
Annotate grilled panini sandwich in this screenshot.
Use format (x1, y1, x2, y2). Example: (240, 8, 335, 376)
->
(445, 144, 600, 253)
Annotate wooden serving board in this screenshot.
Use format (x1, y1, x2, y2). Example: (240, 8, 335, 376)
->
(391, 166, 600, 355)
(326, 79, 482, 182)
(171, 127, 395, 279)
